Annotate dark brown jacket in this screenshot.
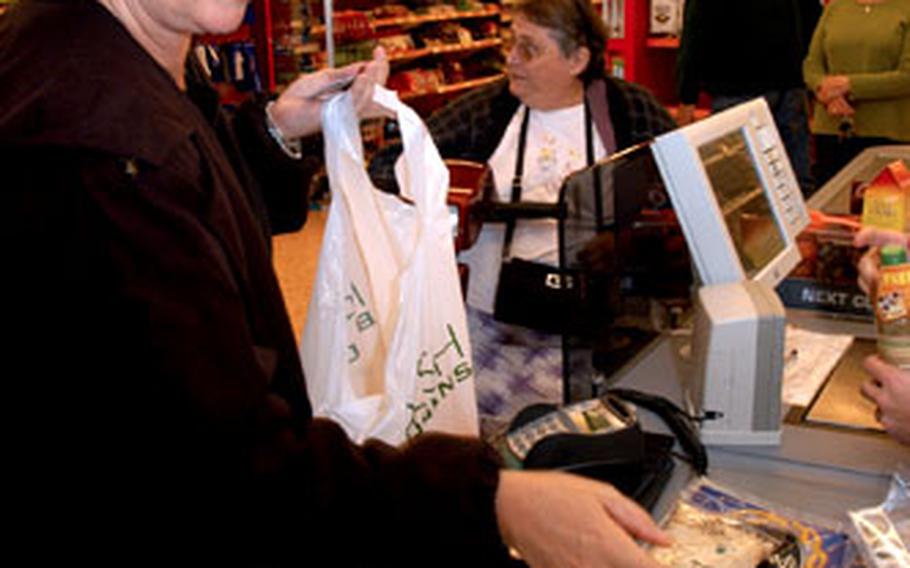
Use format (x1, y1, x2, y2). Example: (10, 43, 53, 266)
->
(0, 1, 508, 564)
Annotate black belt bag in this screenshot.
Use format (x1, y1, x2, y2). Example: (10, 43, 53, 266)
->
(494, 258, 587, 334)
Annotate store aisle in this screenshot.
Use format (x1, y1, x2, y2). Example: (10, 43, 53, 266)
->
(272, 208, 327, 341)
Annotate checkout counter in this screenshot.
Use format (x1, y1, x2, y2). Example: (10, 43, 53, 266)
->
(608, 146, 910, 523)
(487, 99, 908, 561)
(614, 333, 905, 523)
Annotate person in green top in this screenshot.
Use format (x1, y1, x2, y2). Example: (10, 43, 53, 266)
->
(804, 0, 910, 187)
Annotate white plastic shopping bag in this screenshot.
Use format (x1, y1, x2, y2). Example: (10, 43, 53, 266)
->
(301, 86, 479, 444)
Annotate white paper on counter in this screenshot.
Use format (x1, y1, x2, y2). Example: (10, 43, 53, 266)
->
(783, 325, 854, 407)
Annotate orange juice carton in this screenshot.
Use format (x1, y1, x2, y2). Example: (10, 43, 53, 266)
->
(861, 160, 910, 232)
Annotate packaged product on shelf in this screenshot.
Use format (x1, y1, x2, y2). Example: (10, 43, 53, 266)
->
(649, 0, 684, 36)
(194, 44, 226, 83)
(848, 466, 910, 568)
(388, 68, 444, 96)
(476, 19, 499, 39)
(441, 61, 465, 84)
(415, 1, 456, 17)
(377, 33, 416, 55)
(222, 42, 262, 92)
(418, 22, 473, 47)
(611, 56, 625, 79)
(608, 0, 625, 39)
(332, 10, 374, 43)
(649, 478, 859, 567)
(371, 4, 411, 19)
(454, 0, 485, 11)
(459, 50, 503, 78)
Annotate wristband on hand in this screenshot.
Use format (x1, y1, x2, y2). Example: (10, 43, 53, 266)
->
(265, 101, 303, 159)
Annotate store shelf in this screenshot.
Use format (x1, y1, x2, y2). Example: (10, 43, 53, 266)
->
(292, 42, 322, 56)
(268, 2, 508, 116)
(646, 36, 680, 49)
(437, 73, 504, 94)
(401, 73, 504, 101)
(374, 6, 501, 28)
(388, 38, 502, 63)
(310, 5, 500, 36)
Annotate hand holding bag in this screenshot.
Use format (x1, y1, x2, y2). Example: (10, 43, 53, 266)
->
(301, 86, 479, 444)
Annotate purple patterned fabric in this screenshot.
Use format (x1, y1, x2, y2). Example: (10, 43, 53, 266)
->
(467, 307, 563, 441)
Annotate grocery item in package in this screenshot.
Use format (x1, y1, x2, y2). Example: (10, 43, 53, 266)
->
(848, 466, 909, 568)
(650, 478, 858, 567)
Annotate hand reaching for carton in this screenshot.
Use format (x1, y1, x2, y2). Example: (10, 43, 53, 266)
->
(854, 227, 910, 446)
(861, 356, 910, 445)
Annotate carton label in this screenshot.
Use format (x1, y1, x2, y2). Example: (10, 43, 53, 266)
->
(861, 159, 910, 231)
(876, 264, 910, 322)
(862, 186, 908, 232)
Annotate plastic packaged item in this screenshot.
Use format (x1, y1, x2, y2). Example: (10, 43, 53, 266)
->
(848, 465, 909, 568)
(650, 0, 684, 35)
(776, 218, 871, 319)
(875, 245, 910, 368)
(649, 478, 859, 567)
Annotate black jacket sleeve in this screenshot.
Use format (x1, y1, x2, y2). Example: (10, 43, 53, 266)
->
(231, 97, 324, 234)
(3, 145, 516, 566)
(184, 55, 317, 236)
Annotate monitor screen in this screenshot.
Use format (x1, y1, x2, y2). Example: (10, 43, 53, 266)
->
(650, 97, 808, 287)
(697, 129, 786, 279)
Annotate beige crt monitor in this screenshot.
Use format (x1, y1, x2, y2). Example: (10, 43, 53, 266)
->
(651, 98, 809, 287)
(650, 98, 810, 445)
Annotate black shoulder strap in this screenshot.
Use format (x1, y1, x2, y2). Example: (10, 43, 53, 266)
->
(502, 106, 531, 259)
(503, 101, 596, 259)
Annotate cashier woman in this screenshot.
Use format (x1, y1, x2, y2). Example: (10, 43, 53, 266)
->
(856, 228, 910, 445)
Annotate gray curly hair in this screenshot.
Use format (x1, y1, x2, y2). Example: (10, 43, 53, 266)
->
(512, 0, 610, 82)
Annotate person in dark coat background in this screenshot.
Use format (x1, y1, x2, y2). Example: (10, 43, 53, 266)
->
(0, 1, 669, 565)
(676, 0, 822, 196)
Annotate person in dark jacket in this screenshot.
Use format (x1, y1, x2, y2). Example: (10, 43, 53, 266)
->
(0, 1, 668, 565)
(369, 0, 676, 440)
(676, 0, 822, 196)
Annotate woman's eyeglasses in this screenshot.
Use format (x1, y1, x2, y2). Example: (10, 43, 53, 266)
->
(504, 37, 547, 63)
